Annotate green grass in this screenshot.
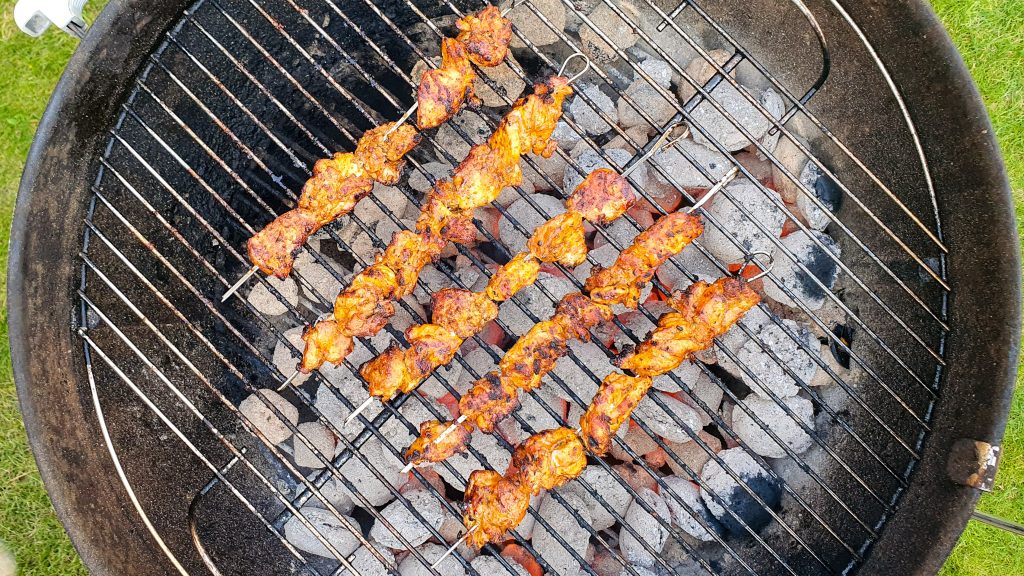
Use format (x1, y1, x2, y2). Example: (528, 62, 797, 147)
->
(0, 0, 1020, 574)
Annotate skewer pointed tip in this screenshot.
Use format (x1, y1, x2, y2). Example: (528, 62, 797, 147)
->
(277, 369, 300, 391)
(345, 397, 376, 425)
(222, 266, 259, 302)
(401, 462, 415, 474)
(431, 526, 477, 569)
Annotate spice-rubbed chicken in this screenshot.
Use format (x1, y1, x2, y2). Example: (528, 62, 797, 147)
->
(461, 427, 586, 549)
(485, 253, 542, 302)
(463, 469, 532, 550)
(243, 6, 512, 279)
(406, 419, 474, 466)
(618, 278, 760, 377)
(584, 212, 705, 309)
(581, 277, 760, 454)
(299, 76, 573, 374)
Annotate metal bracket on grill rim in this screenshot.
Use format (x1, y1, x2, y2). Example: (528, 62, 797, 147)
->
(946, 438, 1000, 491)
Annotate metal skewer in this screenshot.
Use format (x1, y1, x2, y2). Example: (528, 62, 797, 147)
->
(222, 265, 259, 302)
(431, 526, 478, 568)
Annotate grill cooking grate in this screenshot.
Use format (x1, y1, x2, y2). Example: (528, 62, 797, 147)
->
(75, 0, 950, 574)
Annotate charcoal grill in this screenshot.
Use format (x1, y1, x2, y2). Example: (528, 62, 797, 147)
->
(10, 0, 1019, 574)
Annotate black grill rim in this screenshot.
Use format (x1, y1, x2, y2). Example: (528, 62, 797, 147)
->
(9, 0, 1018, 575)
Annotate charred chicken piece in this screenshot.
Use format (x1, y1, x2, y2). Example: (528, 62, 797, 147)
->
(490, 76, 574, 158)
(486, 253, 541, 302)
(554, 292, 613, 340)
(584, 212, 705, 308)
(510, 427, 588, 493)
(435, 143, 524, 211)
(499, 319, 571, 392)
(579, 374, 654, 455)
(353, 122, 421, 185)
(331, 262, 399, 337)
(405, 419, 474, 466)
(247, 210, 322, 278)
(456, 5, 513, 67)
(565, 168, 636, 225)
(527, 211, 587, 267)
(618, 278, 760, 377)
(378, 230, 446, 299)
(464, 470, 532, 550)
(460, 372, 521, 433)
(361, 324, 462, 400)
(431, 288, 499, 338)
(300, 320, 354, 373)
(417, 38, 478, 130)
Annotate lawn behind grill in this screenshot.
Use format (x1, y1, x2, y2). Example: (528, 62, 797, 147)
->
(0, 1, 1020, 574)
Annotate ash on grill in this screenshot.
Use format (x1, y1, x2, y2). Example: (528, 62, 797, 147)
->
(229, 2, 855, 575)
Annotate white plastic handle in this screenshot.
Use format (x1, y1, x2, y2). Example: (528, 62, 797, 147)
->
(14, 0, 88, 38)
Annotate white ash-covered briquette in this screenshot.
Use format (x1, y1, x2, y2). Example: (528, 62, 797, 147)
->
(552, 119, 583, 151)
(293, 251, 343, 305)
(532, 492, 592, 576)
(369, 488, 445, 549)
(569, 83, 618, 135)
(609, 422, 659, 463)
(652, 358, 700, 392)
(407, 161, 453, 194)
(418, 360, 465, 399)
(498, 272, 576, 335)
(455, 344, 503, 394)
(564, 465, 634, 531)
(436, 110, 490, 162)
(274, 327, 311, 385)
(700, 447, 781, 534)
(769, 133, 812, 203)
(795, 162, 842, 231)
(398, 542, 467, 576)
(688, 85, 783, 152)
(475, 53, 527, 108)
(571, 243, 618, 285)
(655, 244, 724, 300)
(293, 422, 338, 469)
(677, 49, 734, 104)
(758, 89, 786, 153)
(732, 394, 815, 458)
(700, 181, 787, 264)
(579, 0, 642, 62)
(528, 152, 570, 191)
(247, 275, 299, 316)
(637, 57, 673, 90)
(664, 430, 722, 477)
(434, 431, 511, 491)
(342, 542, 395, 576)
(563, 147, 638, 194)
(498, 194, 567, 255)
(633, 392, 701, 443)
(283, 506, 360, 559)
(604, 300, 669, 351)
(366, 299, 427, 355)
(311, 476, 355, 515)
(619, 487, 671, 568)
(620, 565, 658, 576)
(471, 555, 529, 576)
(763, 230, 841, 311)
(352, 183, 410, 227)
(239, 389, 299, 445)
(506, 0, 566, 48)
(724, 318, 821, 399)
(338, 436, 405, 508)
(682, 368, 725, 428)
(511, 387, 566, 441)
(649, 137, 733, 190)
(661, 475, 719, 542)
(552, 340, 614, 395)
(617, 76, 678, 130)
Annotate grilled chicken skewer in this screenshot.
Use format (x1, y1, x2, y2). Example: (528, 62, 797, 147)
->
(405, 200, 721, 467)
(293, 67, 581, 379)
(351, 168, 635, 424)
(222, 6, 513, 300)
(433, 275, 764, 557)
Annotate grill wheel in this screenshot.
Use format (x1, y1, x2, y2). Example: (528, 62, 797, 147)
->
(10, 0, 1018, 575)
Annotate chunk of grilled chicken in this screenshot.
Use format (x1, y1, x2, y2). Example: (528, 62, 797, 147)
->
(405, 419, 474, 467)
(352, 122, 422, 185)
(456, 5, 512, 67)
(435, 142, 524, 211)
(527, 211, 587, 267)
(361, 324, 462, 401)
(579, 374, 654, 455)
(431, 288, 500, 338)
(490, 76, 574, 158)
(300, 320, 354, 373)
(618, 278, 761, 377)
(332, 262, 399, 337)
(510, 427, 588, 493)
(566, 168, 636, 225)
(464, 469, 532, 550)
(584, 212, 705, 308)
(486, 253, 541, 302)
(460, 372, 521, 433)
(417, 38, 478, 130)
